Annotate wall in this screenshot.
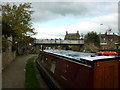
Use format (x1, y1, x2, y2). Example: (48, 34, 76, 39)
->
(2, 36, 16, 69)
(2, 51, 16, 69)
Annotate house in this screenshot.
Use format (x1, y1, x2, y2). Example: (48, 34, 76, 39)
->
(64, 31, 80, 40)
(64, 31, 81, 51)
(99, 33, 120, 50)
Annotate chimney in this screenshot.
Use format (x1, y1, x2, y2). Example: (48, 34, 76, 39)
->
(66, 31, 68, 34)
(77, 31, 79, 34)
(105, 31, 107, 35)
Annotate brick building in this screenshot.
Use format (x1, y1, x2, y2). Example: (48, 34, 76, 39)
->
(99, 33, 120, 50)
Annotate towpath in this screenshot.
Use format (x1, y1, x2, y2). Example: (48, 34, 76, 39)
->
(2, 54, 48, 88)
(2, 54, 36, 88)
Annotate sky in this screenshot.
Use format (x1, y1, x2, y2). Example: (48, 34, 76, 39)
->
(1, 0, 120, 39)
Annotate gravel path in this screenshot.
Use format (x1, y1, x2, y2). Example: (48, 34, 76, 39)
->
(2, 54, 37, 88)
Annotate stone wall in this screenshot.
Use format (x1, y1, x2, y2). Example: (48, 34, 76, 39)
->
(2, 51, 16, 69)
(2, 36, 16, 69)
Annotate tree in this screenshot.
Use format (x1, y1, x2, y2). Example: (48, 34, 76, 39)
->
(84, 31, 100, 46)
(1, 3, 36, 42)
(2, 21, 12, 38)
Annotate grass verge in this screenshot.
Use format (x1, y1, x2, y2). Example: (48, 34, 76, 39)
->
(25, 56, 40, 88)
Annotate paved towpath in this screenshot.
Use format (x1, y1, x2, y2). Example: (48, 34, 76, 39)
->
(2, 54, 37, 88)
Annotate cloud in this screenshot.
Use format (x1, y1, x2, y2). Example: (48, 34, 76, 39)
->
(31, 2, 117, 23)
(34, 13, 118, 39)
(1, 2, 118, 39)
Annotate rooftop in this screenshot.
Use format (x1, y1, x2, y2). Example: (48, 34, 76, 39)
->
(44, 49, 116, 62)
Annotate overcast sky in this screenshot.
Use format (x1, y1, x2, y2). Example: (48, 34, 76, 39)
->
(1, 0, 120, 39)
(30, 2, 119, 39)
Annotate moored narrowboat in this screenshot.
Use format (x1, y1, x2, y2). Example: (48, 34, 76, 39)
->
(36, 49, 120, 88)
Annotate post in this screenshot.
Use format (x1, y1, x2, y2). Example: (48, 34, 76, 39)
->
(40, 45, 43, 51)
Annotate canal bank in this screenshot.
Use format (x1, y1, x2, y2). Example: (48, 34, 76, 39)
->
(2, 54, 49, 89)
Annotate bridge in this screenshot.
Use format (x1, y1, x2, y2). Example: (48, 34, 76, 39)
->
(34, 39, 84, 45)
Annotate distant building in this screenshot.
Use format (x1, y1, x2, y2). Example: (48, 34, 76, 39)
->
(64, 31, 81, 51)
(64, 31, 80, 40)
(99, 33, 120, 50)
(17, 37, 36, 55)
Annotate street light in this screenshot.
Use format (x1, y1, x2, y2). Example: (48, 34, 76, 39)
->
(99, 24, 104, 44)
(100, 24, 103, 32)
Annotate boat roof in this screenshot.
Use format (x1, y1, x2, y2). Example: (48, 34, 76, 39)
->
(43, 49, 117, 62)
(80, 56, 116, 61)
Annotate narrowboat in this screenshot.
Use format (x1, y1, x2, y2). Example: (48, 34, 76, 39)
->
(35, 49, 120, 88)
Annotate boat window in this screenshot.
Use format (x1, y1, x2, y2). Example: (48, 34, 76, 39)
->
(50, 59, 57, 73)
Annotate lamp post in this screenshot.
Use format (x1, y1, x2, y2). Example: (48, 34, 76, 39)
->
(99, 24, 103, 45)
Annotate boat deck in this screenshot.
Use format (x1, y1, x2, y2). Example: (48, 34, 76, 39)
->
(44, 49, 117, 62)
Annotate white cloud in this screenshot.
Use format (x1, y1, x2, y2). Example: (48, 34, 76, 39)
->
(1, 0, 119, 2)
(34, 13, 118, 39)
(30, 2, 118, 39)
(1, 1, 118, 39)
(31, 2, 117, 23)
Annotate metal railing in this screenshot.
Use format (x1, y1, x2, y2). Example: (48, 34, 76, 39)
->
(34, 39, 84, 45)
